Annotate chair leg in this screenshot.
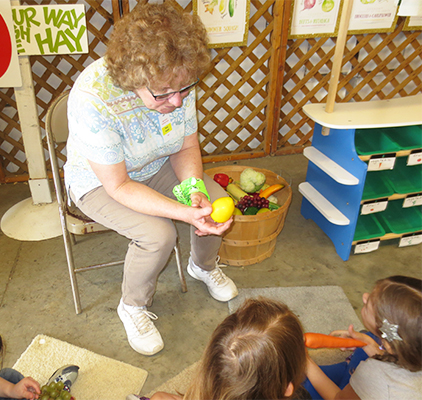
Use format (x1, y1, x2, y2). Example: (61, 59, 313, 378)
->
(174, 238, 187, 293)
(59, 211, 82, 314)
(63, 232, 82, 314)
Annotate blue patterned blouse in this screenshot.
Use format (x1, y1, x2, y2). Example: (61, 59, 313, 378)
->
(64, 58, 197, 202)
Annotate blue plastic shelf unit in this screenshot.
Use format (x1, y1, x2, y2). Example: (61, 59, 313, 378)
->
(300, 95, 422, 261)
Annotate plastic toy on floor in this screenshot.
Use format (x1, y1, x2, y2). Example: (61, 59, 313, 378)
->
(38, 364, 79, 400)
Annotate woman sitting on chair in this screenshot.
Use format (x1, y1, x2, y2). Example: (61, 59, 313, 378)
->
(63, 2, 238, 356)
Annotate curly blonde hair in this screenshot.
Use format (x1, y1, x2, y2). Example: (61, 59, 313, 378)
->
(184, 298, 307, 400)
(105, 2, 210, 91)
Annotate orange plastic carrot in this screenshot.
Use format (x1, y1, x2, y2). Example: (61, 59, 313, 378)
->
(304, 333, 366, 349)
(259, 184, 284, 199)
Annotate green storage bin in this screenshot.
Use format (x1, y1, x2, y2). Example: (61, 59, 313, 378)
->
(377, 200, 422, 234)
(386, 157, 422, 194)
(355, 128, 401, 155)
(362, 170, 395, 200)
(354, 214, 386, 241)
(384, 125, 422, 150)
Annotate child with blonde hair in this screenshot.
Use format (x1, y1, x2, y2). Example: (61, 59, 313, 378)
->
(129, 297, 310, 400)
(305, 275, 422, 399)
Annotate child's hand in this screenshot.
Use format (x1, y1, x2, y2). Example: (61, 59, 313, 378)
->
(10, 377, 40, 399)
(331, 324, 382, 356)
(330, 325, 359, 351)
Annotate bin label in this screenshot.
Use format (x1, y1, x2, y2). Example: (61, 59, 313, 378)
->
(399, 234, 422, 247)
(403, 194, 422, 208)
(361, 200, 388, 215)
(407, 151, 422, 166)
(368, 156, 396, 171)
(354, 240, 380, 254)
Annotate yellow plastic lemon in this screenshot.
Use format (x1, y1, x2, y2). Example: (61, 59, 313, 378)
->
(211, 197, 235, 223)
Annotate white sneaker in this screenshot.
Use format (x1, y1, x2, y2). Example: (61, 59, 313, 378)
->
(117, 299, 164, 356)
(187, 257, 238, 302)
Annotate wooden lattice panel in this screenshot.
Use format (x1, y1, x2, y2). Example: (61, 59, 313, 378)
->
(198, 0, 275, 162)
(161, 0, 276, 162)
(276, 18, 422, 156)
(0, 0, 421, 181)
(0, 0, 114, 180)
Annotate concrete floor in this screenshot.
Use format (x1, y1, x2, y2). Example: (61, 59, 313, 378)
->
(1, 153, 421, 394)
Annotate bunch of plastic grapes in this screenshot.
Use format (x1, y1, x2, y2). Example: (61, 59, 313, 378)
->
(236, 193, 270, 213)
(39, 381, 75, 400)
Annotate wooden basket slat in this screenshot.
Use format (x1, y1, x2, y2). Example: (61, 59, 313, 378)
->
(205, 165, 292, 266)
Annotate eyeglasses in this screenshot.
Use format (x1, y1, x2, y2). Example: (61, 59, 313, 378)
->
(147, 79, 199, 102)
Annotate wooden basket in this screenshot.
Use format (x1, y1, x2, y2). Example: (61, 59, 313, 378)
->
(205, 166, 292, 266)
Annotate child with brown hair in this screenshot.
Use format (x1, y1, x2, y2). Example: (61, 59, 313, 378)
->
(305, 275, 422, 399)
(0, 336, 40, 400)
(129, 297, 310, 400)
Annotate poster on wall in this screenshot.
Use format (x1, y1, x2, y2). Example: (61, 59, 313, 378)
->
(398, 0, 422, 17)
(11, 4, 88, 55)
(347, 0, 399, 34)
(0, 1, 22, 88)
(403, 16, 422, 30)
(289, 0, 342, 38)
(193, 0, 250, 48)
(400, 0, 422, 31)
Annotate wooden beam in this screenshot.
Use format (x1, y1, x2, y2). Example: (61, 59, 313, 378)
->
(325, 0, 354, 113)
(14, 56, 52, 203)
(265, 0, 291, 155)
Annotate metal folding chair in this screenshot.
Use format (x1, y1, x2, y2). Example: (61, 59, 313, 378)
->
(45, 90, 187, 314)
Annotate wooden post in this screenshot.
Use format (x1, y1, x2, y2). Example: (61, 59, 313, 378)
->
(325, 0, 354, 114)
(14, 56, 52, 203)
(266, 0, 291, 155)
(11, 0, 52, 204)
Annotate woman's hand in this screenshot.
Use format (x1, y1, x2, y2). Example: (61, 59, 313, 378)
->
(330, 324, 382, 356)
(190, 191, 211, 209)
(9, 377, 40, 399)
(189, 192, 233, 236)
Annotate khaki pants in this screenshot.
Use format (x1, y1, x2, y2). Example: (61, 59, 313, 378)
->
(71, 160, 227, 307)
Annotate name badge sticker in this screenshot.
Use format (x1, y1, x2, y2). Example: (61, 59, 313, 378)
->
(159, 114, 173, 136)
